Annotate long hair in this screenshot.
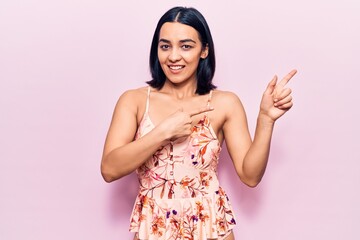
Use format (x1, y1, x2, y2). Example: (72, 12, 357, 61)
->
(147, 7, 216, 95)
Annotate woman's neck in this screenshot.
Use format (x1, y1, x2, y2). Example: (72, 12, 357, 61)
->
(161, 80, 198, 100)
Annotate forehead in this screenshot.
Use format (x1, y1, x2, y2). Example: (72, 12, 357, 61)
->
(159, 22, 200, 41)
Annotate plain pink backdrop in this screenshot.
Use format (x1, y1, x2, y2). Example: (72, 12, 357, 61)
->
(1, 0, 359, 239)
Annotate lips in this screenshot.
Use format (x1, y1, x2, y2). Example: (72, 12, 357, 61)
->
(168, 65, 185, 71)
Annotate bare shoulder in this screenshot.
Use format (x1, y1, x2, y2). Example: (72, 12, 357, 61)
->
(117, 86, 147, 103)
(112, 86, 149, 120)
(211, 89, 247, 121)
(115, 86, 148, 108)
(212, 89, 244, 108)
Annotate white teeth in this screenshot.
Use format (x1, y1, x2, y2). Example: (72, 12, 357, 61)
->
(169, 65, 184, 70)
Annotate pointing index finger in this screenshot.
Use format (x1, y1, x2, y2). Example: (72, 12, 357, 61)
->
(189, 106, 214, 117)
(278, 69, 297, 87)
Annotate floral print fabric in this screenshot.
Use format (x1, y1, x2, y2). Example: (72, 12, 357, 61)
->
(129, 89, 236, 239)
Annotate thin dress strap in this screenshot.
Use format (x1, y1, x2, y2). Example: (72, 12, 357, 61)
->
(206, 90, 213, 108)
(205, 90, 213, 116)
(145, 86, 151, 113)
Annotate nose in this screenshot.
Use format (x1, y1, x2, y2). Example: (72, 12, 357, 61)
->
(168, 48, 181, 62)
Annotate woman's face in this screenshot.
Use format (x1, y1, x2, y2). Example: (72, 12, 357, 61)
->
(158, 22, 208, 86)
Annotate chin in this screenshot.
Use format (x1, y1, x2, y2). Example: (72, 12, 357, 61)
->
(167, 77, 189, 85)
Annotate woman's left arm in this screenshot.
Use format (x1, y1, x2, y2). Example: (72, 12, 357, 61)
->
(224, 69, 297, 187)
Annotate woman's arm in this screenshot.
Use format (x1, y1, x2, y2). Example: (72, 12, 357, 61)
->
(223, 70, 297, 187)
(101, 89, 215, 183)
(100, 89, 168, 182)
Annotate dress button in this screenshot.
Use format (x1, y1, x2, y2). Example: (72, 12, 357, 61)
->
(170, 171, 174, 176)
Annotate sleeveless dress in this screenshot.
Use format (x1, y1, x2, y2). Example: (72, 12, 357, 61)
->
(129, 87, 236, 239)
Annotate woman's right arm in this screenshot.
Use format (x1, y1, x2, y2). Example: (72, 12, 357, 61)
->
(100, 90, 168, 182)
(101, 89, 214, 183)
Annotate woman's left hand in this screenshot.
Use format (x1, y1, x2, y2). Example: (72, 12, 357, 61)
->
(259, 69, 297, 122)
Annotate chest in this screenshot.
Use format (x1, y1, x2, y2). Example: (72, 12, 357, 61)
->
(137, 91, 226, 143)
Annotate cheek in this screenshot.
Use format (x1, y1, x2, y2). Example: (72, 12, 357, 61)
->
(183, 50, 202, 61)
(157, 50, 167, 63)
(183, 54, 201, 66)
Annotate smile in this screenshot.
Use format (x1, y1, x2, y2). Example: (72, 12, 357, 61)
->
(168, 65, 185, 70)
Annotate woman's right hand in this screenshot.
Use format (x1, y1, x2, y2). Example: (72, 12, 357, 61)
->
(158, 107, 214, 141)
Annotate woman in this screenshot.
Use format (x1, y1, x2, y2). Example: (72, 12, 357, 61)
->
(101, 6, 296, 240)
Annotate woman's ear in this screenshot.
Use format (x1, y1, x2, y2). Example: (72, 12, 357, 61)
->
(201, 44, 209, 59)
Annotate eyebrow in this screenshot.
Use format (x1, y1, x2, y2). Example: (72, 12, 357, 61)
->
(159, 38, 197, 44)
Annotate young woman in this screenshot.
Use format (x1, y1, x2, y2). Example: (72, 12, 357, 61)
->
(101, 6, 296, 240)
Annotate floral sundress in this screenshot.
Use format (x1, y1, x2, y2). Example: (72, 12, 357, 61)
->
(129, 87, 236, 239)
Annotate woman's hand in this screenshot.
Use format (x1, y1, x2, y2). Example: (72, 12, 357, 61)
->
(259, 69, 297, 123)
(158, 107, 214, 141)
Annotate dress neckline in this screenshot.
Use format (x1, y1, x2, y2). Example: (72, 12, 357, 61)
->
(138, 86, 219, 140)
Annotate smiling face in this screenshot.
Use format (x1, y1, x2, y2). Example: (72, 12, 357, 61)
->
(158, 22, 208, 87)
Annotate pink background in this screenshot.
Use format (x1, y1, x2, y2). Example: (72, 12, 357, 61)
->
(1, 0, 359, 239)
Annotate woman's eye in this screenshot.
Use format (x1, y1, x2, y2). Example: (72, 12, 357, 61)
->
(182, 45, 193, 50)
(159, 45, 170, 50)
